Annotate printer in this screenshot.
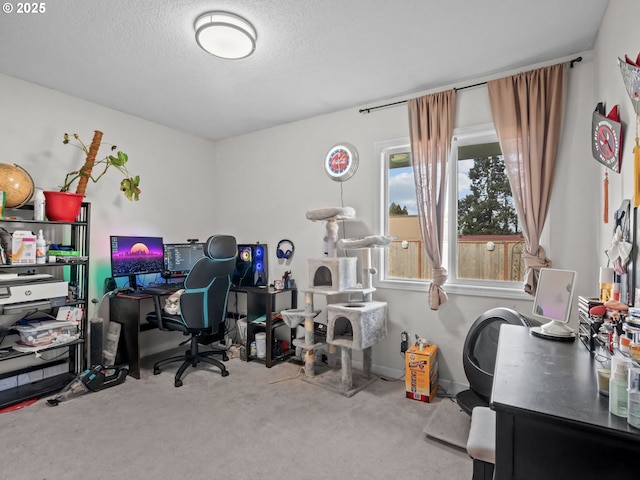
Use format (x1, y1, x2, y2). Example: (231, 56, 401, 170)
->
(0, 276, 69, 329)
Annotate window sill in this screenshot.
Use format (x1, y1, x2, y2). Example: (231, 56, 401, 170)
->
(376, 278, 532, 301)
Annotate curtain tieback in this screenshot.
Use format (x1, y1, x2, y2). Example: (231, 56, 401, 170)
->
(431, 267, 448, 287)
(522, 248, 551, 270)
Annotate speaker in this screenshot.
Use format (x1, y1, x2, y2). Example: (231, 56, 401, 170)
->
(103, 277, 117, 294)
(276, 239, 295, 259)
(233, 244, 268, 287)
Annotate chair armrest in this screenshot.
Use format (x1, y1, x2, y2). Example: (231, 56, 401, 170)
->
(143, 288, 171, 331)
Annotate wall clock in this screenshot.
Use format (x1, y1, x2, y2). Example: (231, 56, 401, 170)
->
(324, 143, 359, 181)
(592, 103, 623, 173)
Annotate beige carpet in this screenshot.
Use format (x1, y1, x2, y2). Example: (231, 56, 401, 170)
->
(423, 397, 471, 451)
(0, 351, 472, 479)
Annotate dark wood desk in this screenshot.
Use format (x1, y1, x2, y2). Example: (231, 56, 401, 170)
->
(492, 325, 640, 479)
(109, 287, 297, 377)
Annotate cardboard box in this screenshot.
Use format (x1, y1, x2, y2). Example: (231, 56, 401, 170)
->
(11, 230, 36, 264)
(405, 343, 439, 402)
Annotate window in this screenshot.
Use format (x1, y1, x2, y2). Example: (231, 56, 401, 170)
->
(376, 125, 526, 296)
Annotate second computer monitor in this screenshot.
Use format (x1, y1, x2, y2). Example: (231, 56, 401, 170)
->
(162, 242, 206, 279)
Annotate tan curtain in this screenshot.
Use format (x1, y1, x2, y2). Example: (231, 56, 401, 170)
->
(487, 63, 567, 294)
(408, 90, 456, 310)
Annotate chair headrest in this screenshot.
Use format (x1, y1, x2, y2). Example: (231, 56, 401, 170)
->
(205, 235, 237, 260)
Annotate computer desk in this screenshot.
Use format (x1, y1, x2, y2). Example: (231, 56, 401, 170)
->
(109, 286, 297, 378)
(491, 324, 640, 479)
(232, 285, 297, 367)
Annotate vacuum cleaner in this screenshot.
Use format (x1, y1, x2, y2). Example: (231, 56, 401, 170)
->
(47, 364, 129, 406)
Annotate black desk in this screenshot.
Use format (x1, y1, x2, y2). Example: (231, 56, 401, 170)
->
(231, 286, 297, 368)
(491, 325, 640, 479)
(109, 293, 157, 379)
(109, 287, 297, 378)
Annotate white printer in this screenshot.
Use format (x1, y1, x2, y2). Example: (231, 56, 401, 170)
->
(0, 275, 69, 329)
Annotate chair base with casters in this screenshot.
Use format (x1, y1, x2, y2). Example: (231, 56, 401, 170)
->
(152, 330, 230, 387)
(146, 306, 231, 387)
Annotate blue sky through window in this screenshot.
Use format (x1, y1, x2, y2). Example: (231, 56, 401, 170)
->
(388, 159, 472, 215)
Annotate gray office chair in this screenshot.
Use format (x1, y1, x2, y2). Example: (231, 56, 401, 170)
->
(146, 235, 237, 387)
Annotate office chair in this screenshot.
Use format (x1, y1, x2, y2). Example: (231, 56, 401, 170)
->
(146, 235, 237, 387)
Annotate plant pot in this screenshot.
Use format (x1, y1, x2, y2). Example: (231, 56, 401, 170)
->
(43, 191, 84, 222)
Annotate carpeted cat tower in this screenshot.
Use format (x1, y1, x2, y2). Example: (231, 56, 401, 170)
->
(281, 206, 391, 397)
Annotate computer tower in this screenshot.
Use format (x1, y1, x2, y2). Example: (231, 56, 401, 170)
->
(233, 243, 268, 287)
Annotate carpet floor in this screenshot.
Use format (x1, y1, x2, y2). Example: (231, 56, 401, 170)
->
(0, 352, 472, 479)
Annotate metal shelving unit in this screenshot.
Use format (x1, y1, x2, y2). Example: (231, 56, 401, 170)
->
(0, 202, 90, 409)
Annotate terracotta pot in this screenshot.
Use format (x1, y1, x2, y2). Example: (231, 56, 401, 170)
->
(43, 191, 84, 222)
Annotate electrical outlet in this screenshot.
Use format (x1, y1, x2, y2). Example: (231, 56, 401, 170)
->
(400, 331, 408, 353)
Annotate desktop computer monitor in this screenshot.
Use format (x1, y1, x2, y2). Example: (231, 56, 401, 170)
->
(110, 235, 164, 290)
(530, 268, 577, 341)
(162, 242, 206, 279)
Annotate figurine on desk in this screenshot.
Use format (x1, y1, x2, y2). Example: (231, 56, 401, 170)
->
(273, 271, 294, 290)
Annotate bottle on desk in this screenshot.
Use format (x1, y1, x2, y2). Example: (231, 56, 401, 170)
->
(609, 355, 631, 417)
(599, 267, 614, 302)
(628, 366, 640, 429)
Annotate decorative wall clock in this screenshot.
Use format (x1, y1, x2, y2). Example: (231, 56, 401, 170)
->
(592, 103, 623, 172)
(324, 143, 359, 181)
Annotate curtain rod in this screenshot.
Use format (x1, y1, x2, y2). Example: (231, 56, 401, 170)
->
(358, 56, 582, 114)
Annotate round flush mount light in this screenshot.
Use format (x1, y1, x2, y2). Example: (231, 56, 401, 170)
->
(195, 11, 257, 59)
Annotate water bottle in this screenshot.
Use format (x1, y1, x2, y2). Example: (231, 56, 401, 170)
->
(33, 188, 46, 221)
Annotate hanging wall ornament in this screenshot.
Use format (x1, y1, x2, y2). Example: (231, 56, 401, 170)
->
(618, 53, 640, 206)
(604, 171, 609, 223)
(592, 102, 623, 172)
(618, 54, 640, 106)
(634, 96, 640, 207)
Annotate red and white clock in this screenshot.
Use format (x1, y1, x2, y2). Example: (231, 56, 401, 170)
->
(325, 143, 358, 181)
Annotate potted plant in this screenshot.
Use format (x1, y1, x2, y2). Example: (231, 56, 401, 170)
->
(44, 130, 141, 221)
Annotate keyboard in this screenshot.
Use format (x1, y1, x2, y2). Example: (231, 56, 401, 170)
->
(145, 282, 184, 293)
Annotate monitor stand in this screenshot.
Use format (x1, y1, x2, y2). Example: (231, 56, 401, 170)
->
(530, 320, 576, 341)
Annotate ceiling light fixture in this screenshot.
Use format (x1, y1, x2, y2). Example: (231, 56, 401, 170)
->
(194, 11, 257, 59)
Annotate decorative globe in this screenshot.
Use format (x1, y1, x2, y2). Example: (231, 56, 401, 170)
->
(0, 164, 35, 208)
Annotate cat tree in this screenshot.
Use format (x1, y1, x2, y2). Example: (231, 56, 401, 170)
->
(281, 206, 391, 397)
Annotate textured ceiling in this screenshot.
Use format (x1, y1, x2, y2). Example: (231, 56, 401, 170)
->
(0, 0, 608, 141)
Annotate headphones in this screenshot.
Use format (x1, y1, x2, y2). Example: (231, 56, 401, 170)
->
(276, 239, 295, 259)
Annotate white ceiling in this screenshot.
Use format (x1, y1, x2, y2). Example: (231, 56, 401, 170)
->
(0, 0, 608, 141)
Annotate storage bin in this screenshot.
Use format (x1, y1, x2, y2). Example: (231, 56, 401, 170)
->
(14, 320, 78, 347)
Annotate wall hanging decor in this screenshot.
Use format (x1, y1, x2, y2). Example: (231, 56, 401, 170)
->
(592, 102, 623, 172)
(324, 143, 359, 182)
(618, 54, 640, 207)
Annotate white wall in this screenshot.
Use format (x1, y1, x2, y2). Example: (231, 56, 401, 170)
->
(211, 57, 598, 390)
(3, 0, 637, 391)
(0, 74, 219, 296)
(593, 1, 640, 265)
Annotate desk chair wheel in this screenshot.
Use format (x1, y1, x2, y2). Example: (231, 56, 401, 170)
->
(154, 367, 161, 375)
(222, 352, 229, 361)
(221, 370, 230, 377)
(175, 379, 183, 387)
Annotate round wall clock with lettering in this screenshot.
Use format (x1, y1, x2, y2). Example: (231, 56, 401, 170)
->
(592, 103, 623, 173)
(325, 143, 359, 181)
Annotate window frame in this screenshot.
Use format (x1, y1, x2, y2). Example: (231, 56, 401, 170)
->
(375, 126, 533, 300)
